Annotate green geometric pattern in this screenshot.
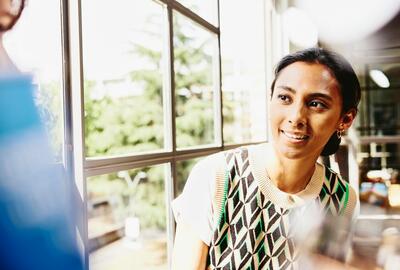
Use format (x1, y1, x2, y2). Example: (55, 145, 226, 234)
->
(206, 148, 349, 269)
(320, 167, 349, 216)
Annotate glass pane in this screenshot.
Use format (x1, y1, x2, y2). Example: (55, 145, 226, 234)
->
(88, 165, 167, 270)
(220, 0, 267, 144)
(175, 157, 201, 197)
(177, 0, 218, 26)
(174, 12, 218, 149)
(82, 0, 166, 157)
(3, 0, 64, 162)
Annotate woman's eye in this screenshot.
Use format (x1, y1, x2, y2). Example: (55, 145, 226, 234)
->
(309, 100, 327, 109)
(277, 94, 290, 102)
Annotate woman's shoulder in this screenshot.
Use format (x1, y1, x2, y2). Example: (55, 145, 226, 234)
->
(193, 151, 225, 172)
(190, 143, 270, 185)
(227, 142, 271, 160)
(201, 144, 263, 164)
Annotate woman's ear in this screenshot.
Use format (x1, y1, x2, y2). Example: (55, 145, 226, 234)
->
(339, 109, 357, 131)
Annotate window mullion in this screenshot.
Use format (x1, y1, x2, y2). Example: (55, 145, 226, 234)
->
(169, 0, 219, 34)
(215, 0, 223, 147)
(67, 0, 88, 268)
(166, 4, 177, 268)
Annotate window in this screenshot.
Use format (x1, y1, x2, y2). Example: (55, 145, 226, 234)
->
(174, 11, 219, 149)
(176, 0, 218, 26)
(220, 0, 268, 144)
(77, 1, 268, 268)
(88, 165, 168, 269)
(78, 1, 267, 267)
(82, 0, 166, 157)
(9, 0, 269, 269)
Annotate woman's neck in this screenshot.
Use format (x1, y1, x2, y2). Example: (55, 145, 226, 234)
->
(266, 144, 318, 194)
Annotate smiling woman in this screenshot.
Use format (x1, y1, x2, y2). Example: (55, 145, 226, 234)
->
(171, 47, 362, 269)
(270, 62, 345, 162)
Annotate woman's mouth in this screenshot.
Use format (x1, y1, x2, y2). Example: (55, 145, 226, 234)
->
(281, 130, 309, 141)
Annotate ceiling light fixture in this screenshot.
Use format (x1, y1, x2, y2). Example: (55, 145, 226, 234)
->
(369, 69, 390, 88)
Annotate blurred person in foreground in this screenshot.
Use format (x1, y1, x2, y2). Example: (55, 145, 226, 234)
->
(172, 47, 361, 269)
(0, 1, 83, 269)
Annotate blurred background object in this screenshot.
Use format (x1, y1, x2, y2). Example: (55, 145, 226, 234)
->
(296, 0, 400, 45)
(0, 76, 83, 270)
(376, 227, 400, 269)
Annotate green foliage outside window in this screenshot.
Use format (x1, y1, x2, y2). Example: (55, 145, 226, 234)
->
(85, 21, 234, 231)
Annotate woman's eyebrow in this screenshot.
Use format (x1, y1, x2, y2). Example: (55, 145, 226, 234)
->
(276, 85, 296, 93)
(277, 85, 334, 102)
(308, 93, 334, 102)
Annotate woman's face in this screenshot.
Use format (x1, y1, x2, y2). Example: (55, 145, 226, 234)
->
(270, 61, 344, 160)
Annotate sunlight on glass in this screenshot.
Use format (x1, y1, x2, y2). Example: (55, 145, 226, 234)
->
(177, 0, 218, 26)
(88, 165, 167, 270)
(174, 12, 218, 149)
(82, 0, 166, 157)
(3, 0, 64, 162)
(220, 0, 267, 144)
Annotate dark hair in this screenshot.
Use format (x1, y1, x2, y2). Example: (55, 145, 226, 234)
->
(271, 47, 361, 156)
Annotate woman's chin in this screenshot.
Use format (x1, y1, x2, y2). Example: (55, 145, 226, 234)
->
(275, 143, 318, 160)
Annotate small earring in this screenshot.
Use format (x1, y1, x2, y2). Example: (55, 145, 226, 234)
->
(336, 129, 343, 139)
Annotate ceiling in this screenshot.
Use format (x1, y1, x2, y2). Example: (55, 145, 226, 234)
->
(321, 10, 400, 83)
(355, 10, 400, 51)
(323, 10, 400, 62)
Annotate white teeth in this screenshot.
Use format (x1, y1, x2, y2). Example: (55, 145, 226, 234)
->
(283, 131, 308, 140)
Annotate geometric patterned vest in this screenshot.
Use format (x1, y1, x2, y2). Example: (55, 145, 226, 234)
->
(206, 147, 350, 269)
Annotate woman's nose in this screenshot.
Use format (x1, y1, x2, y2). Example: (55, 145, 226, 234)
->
(287, 104, 307, 127)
